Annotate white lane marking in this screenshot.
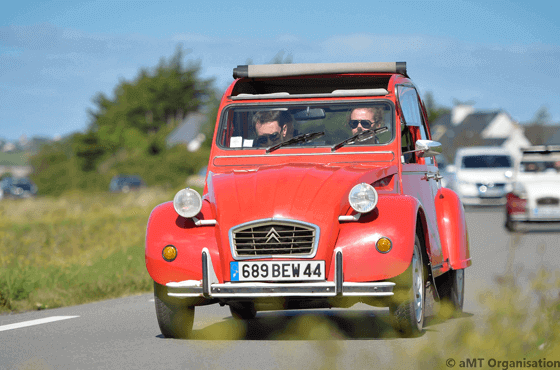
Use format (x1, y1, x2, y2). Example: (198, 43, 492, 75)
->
(149, 299, 154, 302)
(0, 316, 80, 332)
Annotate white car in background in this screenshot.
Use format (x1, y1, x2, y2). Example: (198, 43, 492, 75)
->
(505, 146, 560, 231)
(446, 147, 514, 206)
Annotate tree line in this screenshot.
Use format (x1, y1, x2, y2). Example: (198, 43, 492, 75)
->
(30, 46, 217, 196)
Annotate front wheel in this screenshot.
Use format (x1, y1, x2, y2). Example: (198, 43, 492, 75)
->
(390, 236, 425, 336)
(154, 281, 195, 339)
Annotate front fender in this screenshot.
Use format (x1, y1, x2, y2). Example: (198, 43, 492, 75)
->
(435, 187, 471, 270)
(331, 195, 420, 282)
(145, 201, 222, 285)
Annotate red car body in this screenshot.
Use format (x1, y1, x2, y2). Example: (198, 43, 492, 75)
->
(146, 62, 471, 337)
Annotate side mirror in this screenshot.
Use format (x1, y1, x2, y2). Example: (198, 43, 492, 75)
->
(446, 165, 457, 173)
(415, 140, 442, 158)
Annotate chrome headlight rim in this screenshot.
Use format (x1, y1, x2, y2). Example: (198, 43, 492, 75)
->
(173, 188, 203, 218)
(348, 182, 378, 214)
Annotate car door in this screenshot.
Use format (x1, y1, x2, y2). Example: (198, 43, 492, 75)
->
(397, 85, 444, 267)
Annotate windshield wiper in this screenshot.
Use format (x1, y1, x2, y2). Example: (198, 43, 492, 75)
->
(330, 127, 388, 152)
(266, 131, 325, 153)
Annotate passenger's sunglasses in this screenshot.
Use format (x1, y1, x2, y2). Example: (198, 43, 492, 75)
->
(255, 132, 281, 147)
(348, 119, 375, 129)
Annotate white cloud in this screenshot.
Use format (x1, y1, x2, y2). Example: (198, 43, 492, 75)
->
(172, 33, 217, 43)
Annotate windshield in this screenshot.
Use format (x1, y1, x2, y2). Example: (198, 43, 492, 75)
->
(216, 101, 394, 150)
(461, 155, 512, 169)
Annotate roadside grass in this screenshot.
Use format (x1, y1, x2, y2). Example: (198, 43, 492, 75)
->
(0, 187, 180, 313)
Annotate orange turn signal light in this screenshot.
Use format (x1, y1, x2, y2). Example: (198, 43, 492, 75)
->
(162, 245, 177, 262)
(376, 237, 392, 253)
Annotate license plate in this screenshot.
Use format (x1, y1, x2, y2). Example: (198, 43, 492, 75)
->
(480, 189, 503, 197)
(230, 260, 325, 282)
(533, 207, 560, 217)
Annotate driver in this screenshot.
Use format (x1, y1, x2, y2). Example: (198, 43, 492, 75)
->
(347, 107, 390, 144)
(253, 111, 294, 147)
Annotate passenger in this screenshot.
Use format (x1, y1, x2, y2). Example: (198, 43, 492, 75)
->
(347, 107, 390, 144)
(524, 162, 538, 172)
(253, 111, 294, 147)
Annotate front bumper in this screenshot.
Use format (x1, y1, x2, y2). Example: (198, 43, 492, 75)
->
(166, 248, 395, 298)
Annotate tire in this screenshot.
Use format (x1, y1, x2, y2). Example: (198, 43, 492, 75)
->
(154, 281, 195, 339)
(390, 235, 425, 336)
(229, 302, 257, 320)
(438, 268, 465, 314)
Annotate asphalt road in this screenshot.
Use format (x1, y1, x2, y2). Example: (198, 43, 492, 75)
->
(1, 208, 559, 370)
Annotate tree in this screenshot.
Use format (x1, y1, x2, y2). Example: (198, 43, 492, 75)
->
(74, 131, 105, 172)
(531, 105, 551, 126)
(87, 44, 214, 155)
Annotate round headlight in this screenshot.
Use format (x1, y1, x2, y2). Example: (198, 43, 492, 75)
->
(348, 183, 378, 214)
(173, 188, 202, 218)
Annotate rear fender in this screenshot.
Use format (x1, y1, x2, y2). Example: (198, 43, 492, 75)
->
(145, 201, 222, 285)
(330, 195, 420, 282)
(435, 188, 471, 270)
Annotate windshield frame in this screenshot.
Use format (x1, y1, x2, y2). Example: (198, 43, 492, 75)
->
(215, 99, 396, 152)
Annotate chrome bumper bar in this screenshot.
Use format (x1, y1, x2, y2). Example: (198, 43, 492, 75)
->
(167, 248, 395, 298)
(510, 214, 560, 222)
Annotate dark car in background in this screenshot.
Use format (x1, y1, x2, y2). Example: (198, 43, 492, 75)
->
(109, 175, 145, 193)
(0, 177, 38, 199)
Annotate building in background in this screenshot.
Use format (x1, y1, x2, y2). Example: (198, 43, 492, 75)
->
(431, 105, 531, 162)
(546, 128, 560, 145)
(166, 112, 207, 152)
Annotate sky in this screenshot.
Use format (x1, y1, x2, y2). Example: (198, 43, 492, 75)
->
(1, 0, 559, 142)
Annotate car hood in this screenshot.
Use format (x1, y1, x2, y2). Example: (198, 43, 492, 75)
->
(208, 163, 396, 225)
(456, 168, 512, 184)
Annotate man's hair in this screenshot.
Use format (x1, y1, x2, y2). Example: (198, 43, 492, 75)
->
(253, 111, 293, 129)
(349, 107, 384, 123)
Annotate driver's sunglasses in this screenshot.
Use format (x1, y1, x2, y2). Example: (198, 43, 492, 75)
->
(348, 119, 374, 129)
(255, 132, 281, 147)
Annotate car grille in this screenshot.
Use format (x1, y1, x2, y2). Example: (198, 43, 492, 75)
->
(537, 197, 559, 206)
(232, 220, 317, 257)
